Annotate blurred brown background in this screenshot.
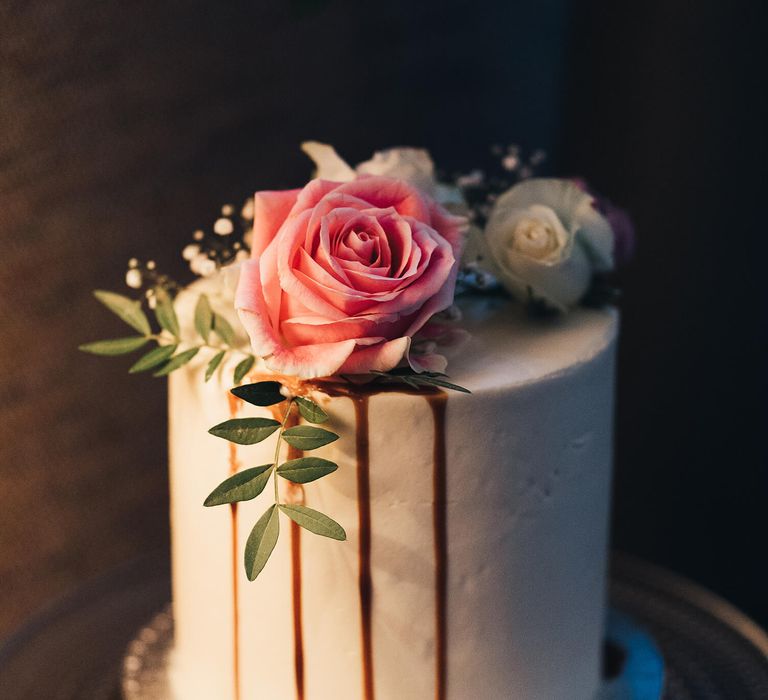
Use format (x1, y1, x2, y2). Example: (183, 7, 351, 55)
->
(0, 0, 765, 640)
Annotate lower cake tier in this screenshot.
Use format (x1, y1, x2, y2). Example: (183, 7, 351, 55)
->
(168, 298, 618, 700)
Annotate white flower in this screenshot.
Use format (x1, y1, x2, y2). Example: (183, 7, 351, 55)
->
(190, 253, 217, 277)
(300, 141, 464, 208)
(213, 217, 234, 236)
(182, 244, 200, 261)
(484, 178, 613, 310)
(125, 268, 142, 289)
(174, 263, 248, 348)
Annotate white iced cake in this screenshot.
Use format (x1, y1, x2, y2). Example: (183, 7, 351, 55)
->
(168, 273, 618, 700)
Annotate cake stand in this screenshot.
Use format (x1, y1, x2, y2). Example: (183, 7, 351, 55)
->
(1, 552, 767, 699)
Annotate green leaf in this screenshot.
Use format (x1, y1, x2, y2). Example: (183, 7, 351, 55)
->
(371, 369, 471, 394)
(295, 396, 329, 424)
(281, 425, 339, 451)
(93, 290, 151, 335)
(79, 336, 149, 356)
(244, 505, 280, 581)
(233, 355, 255, 385)
(213, 313, 235, 346)
(153, 347, 199, 376)
(154, 287, 180, 339)
(205, 350, 226, 382)
(278, 504, 346, 541)
(129, 344, 177, 373)
(231, 381, 285, 407)
(208, 417, 281, 445)
(412, 375, 471, 394)
(203, 464, 274, 506)
(194, 294, 214, 343)
(277, 457, 338, 484)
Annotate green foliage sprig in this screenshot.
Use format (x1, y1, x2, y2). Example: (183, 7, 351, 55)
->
(370, 368, 471, 393)
(79, 289, 254, 385)
(204, 382, 345, 581)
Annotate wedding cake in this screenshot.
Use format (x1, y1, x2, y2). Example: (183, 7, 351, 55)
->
(81, 143, 633, 699)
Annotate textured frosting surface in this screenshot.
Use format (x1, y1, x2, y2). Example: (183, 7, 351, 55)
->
(168, 291, 618, 700)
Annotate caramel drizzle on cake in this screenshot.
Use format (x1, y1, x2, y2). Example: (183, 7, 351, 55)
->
(248, 374, 449, 700)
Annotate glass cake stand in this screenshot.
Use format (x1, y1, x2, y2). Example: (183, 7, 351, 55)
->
(1, 552, 767, 699)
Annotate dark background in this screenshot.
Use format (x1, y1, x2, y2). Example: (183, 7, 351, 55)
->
(0, 0, 765, 638)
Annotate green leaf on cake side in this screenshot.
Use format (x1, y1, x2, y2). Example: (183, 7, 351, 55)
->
(205, 350, 226, 382)
(209, 417, 281, 445)
(129, 344, 178, 373)
(231, 381, 285, 407)
(276, 457, 338, 484)
(79, 336, 149, 356)
(213, 313, 236, 346)
(295, 396, 329, 424)
(154, 287, 180, 339)
(281, 425, 339, 450)
(233, 355, 255, 385)
(244, 505, 280, 581)
(194, 294, 214, 343)
(278, 504, 346, 541)
(93, 290, 151, 335)
(204, 464, 274, 506)
(371, 369, 471, 394)
(153, 347, 199, 376)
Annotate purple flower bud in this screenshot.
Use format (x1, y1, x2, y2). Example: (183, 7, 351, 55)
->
(572, 178, 635, 265)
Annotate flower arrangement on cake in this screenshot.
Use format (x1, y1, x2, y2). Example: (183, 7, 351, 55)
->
(82, 143, 633, 700)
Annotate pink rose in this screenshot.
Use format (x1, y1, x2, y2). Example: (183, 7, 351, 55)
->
(235, 177, 466, 378)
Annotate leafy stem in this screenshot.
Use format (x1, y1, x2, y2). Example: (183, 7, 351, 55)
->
(272, 398, 296, 503)
(205, 382, 345, 580)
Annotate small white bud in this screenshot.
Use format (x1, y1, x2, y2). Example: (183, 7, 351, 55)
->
(182, 244, 200, 261)
(146, 260, 156, 270)
(241, 198, 254, 221)
(221, 204, 235, 216)
(148, 295, 157, 309)
(128, 257, 139, 268)
(193, 229, 205, 241)
(125, 269, 142, 289)
(279, 385, 293, 398)
(214, 217, 234, 235)
(200, 259, 217, 277)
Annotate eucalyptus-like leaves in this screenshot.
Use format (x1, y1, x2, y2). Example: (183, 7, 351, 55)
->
(208, 417, 281, 445)
(81, 287, 256, 385)
(204, 465, 273, 506)
(203, 385, 345, 581)
(231, 381, 285, 407)
(282, 426, 339, 450)
(244, 506, 280, 581)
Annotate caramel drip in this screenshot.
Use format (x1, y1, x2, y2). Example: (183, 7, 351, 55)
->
(428, 393, 449, 700)
(226, 393, 242, 700)
(285, 408, 306, 700)
(352, 395, 375, 700)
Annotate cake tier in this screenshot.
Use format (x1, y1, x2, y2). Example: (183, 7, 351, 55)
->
(168, 293, 618, 700)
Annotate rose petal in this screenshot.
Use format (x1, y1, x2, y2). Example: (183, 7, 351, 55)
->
(250, 189, 301, 258)
(281, 313, 405, 346)
(338, 336, 411, 374)
(408, 352, 448, 374)
(266, 339, 358, 379)
(235, 260, 282, 356)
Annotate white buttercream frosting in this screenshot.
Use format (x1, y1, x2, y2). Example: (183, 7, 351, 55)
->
(167, 273, 618, 700)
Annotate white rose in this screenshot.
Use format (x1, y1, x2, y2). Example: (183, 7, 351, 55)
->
(484, 178, 614, 310)
(300, 141, 464, 207)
